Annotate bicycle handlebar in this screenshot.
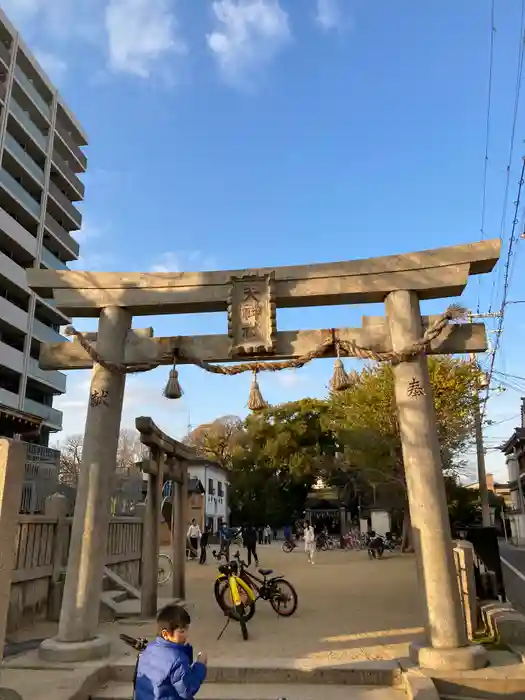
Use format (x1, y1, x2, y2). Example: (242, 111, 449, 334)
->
(119, 633, 148, 651)
(232, 551, 248, 568)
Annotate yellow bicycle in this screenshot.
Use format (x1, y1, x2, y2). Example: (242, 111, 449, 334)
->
(215, 557, 256, 640)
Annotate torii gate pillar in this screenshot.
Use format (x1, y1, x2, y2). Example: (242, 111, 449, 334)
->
(386, 291, 486, 670)
(40, 307, 131, 661)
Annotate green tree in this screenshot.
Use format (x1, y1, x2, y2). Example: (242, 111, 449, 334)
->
(184, 415, 243, 468)
(327, 356, 481, 549)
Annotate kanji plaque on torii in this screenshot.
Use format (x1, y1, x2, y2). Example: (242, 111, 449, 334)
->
(227, 273, 277, 356)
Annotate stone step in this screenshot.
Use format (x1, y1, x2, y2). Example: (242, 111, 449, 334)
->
(93, 681, 405, 700)
(430, 669, 525, 698)
(103, 567, 141, 600)
(110, 659, 402, 686)
(440, 696, 493, 700)
(113, 596, 183, 619)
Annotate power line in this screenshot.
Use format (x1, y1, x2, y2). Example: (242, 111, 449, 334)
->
(477, 0, 497, 312)
(488, 1, 525, 312)
(483, 156, 525, 418)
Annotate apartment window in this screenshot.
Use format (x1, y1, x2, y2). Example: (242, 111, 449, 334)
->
(0, 323, 25, 352)
(208, 478, 215, 495)
(0, 241, 34, 268)
(0, 366, 20, 394)
(217, 481, 224, 498)
(0, 283, 30, 312)
(25, 379, 53, 405)
(29, 338, 41, 360)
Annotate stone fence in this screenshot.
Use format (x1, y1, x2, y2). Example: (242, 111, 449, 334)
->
(8, 504, 142, 633)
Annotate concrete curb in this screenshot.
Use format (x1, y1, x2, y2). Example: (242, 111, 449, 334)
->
(401, 669, 440, 700)
(480, 600, 525, 647)
(110, 657, 403, 686)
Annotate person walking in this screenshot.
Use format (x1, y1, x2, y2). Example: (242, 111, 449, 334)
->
(187, 519, 201, 560)
(258, 526, 264, 545)
(304, 521, 316, 564)
(263, 525, 272, 545)
(242, 524, 259, 567)
(199, 525, 209, 564)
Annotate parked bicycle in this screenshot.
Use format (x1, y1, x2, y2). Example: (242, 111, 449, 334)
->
(315, 532, 335, 551)
(342, 532, 363, 550)
(215, 551, 298, 619)
(214, 555, 256, 640)
(158, 553, 172, 585)
(120, 633, 149, 696)
(282, 539, 297, 553)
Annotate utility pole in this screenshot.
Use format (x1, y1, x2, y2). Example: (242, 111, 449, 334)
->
(467, 311, 502, 528)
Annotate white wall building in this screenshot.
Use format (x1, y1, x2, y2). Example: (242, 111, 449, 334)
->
(187, 460, 229, 533)
(0, 8, 87, 443)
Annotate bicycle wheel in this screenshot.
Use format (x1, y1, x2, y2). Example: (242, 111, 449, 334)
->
(158, 554, 172, 585)
(269, 579, 298, 617)
(218, 580, 256, 621)
(282, 540, 294, 553)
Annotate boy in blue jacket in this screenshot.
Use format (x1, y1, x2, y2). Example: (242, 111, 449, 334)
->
(135, 604, 207, 700)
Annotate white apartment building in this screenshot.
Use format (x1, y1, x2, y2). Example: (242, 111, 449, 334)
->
(0, 9, 87, 444)
(187, 460, 229, 533)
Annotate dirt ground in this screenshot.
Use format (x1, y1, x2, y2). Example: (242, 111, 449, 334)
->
(114, 542, 426, 666)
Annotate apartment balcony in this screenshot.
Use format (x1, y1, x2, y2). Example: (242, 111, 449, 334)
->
(40, 245, 67, 270)
(4, 132, 45, 186)
(0, 208, 37, 262)
(34, 294, 69, 327)
(13, 65, 51, 121)
(0, 168, 41, 220)
(0, 387, 19, 410)
(10, 97, 48, 153)
(32, 317, 63, 345)
(51, 150, 85, 200)
(47, 180, 82, 229)
(44, 213, 79, 260)
(0, 249, 29, 289)
(23, 398, 62, 431)
(0, 295, 28, 334)
(27, 358, 66, 393)
(0, 41, 11, 70)
(0, 339, 24, 373)
(55, 121, 87, 171)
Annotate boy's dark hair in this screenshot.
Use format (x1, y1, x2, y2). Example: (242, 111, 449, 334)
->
(157, 604, 191, 634)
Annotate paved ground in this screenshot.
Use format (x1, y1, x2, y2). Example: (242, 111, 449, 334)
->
(111, 543, 426, 665)
(499, 540, 525, 615)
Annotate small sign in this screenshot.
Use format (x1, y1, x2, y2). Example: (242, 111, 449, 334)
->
(227, 273, 277, 356)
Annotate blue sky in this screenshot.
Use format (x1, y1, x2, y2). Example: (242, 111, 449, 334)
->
(6, 0, 525, 480)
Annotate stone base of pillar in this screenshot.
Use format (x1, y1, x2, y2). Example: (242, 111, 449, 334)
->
(409, 640, 488, 670)
(39, 635, 111, 662)
(0, 689, 23, 700)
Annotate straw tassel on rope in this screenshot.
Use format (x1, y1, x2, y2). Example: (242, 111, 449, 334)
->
(329, 336, 352, 392)
(247, 370, 268, 411)
(163, 356, 183, 400)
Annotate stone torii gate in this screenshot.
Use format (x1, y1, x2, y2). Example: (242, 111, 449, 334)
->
(28, 239, 500, 669)
(135, 416, 194, 617)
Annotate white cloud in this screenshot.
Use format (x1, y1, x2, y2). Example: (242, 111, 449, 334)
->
(315, 0, 350, 32)
(33, 50, 68, 84)
(207, 0, 291, 86)
(2, 0, 186, 81)
(105, 0, 187, 78)
(150, 251, 182, 273)
(69, 220, 115, 270)
(150, 250, 217, 273)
